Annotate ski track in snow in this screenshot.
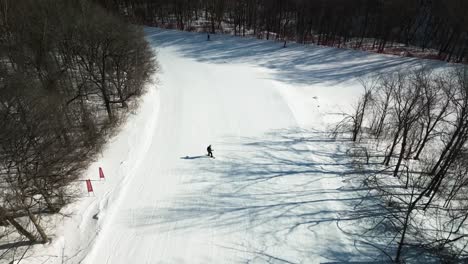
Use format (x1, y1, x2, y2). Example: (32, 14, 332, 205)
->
(20, 28, 446, 264)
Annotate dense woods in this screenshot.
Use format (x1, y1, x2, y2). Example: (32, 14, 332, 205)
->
(336, 67, 468, 262)
(0, 0, 155, 251)
(96, 0, 468, 63)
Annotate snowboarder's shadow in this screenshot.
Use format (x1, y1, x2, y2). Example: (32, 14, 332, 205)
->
(180, 155, 209, 160)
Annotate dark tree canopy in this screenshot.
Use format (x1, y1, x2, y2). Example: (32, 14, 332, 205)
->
(97, 0, 468, 63)
(0, 0, 156, 249)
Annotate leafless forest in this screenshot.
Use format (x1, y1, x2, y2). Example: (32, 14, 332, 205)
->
(335, 67, 468, 262)
(97, 0, 468, 63)
(0, 0, 155, 251)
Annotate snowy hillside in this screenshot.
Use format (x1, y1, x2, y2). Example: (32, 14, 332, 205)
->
(19, 28, 445, 264)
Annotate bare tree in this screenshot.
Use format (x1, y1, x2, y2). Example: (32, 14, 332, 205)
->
(0, 0, 157, 254)
(341, 66, 468, 262)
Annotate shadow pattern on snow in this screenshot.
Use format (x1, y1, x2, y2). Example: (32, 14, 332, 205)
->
(125, 128, 427, 263)
(180, 155, 210, 160)
(145, 28, 445, 86)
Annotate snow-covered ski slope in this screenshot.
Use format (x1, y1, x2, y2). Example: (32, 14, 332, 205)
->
(27, 28, 445, 264)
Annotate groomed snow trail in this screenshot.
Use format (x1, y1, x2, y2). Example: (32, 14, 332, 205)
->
(80, 28, 435, 264)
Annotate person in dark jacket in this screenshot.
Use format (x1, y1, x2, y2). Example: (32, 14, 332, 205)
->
(207, 145, 213, 157)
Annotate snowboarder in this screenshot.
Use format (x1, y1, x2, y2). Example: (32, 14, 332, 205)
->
(207, 145, 214, 158)
(207, 34, 210, 41)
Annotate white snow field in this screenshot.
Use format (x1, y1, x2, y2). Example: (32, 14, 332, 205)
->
(20, 28, 443, 264)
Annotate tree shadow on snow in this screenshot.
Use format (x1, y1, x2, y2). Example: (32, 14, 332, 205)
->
(124, 128, 437, 263)
(145, 28, 446, 86)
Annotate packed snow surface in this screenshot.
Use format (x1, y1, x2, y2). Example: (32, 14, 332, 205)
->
(20, 28, 443, 264)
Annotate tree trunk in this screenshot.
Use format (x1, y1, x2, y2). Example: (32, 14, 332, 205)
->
(414, 126, 431, 160)
(394, 126, 408, 177)
(429, 124, 462, 175)
(101, 55, 112, 120)
(28, 211, 49, 243)
(395, 195, 415, 263)
(384, 127, 401, 166)
(7, 217, 37, 242)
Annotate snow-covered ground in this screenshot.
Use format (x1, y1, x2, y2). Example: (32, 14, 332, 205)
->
(17, 28, 445, 264)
